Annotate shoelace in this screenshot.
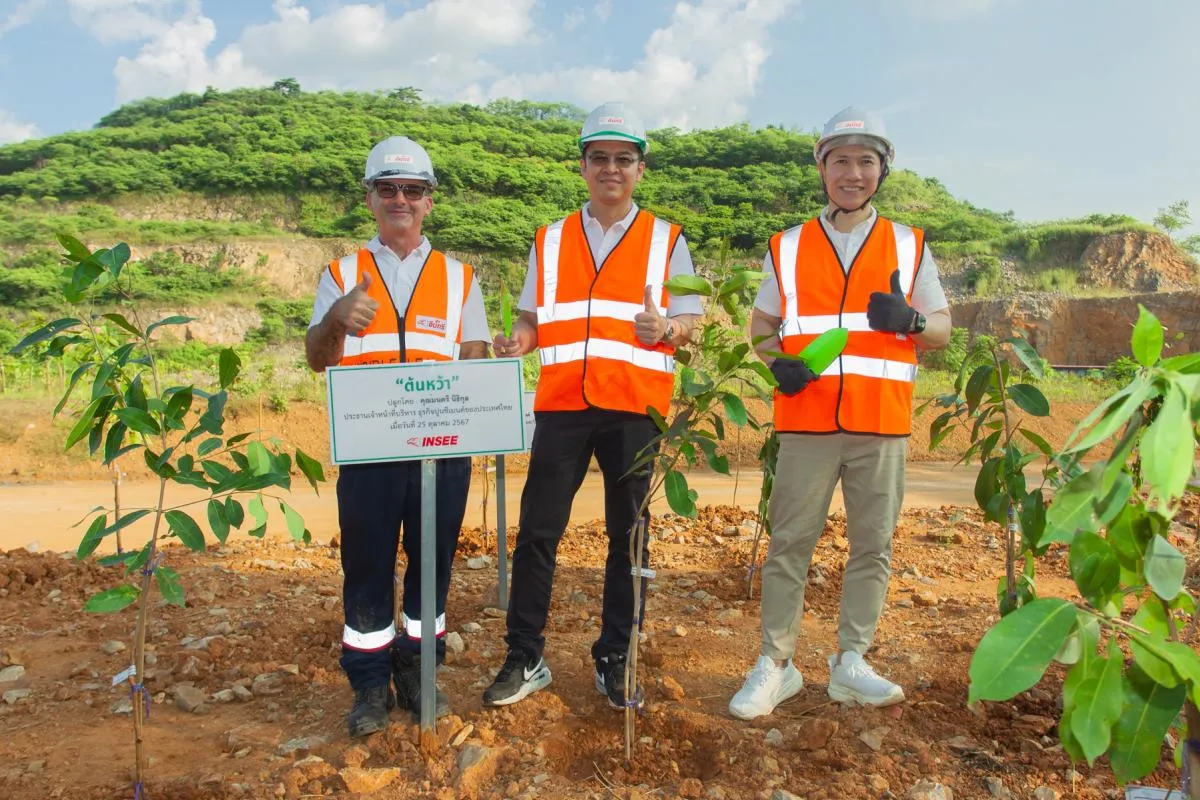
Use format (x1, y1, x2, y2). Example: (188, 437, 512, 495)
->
(746, 661, 779, 689)
(496, 653, 527, 682)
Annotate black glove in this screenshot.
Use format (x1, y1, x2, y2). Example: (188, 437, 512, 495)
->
(867, 269, 918, 333)
(770, 358, 818, 396)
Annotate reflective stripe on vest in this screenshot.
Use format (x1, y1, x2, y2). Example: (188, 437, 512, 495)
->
(772, 217, 924, 435)
(328, 249, 470, 365)
(534, 211, 679, 416)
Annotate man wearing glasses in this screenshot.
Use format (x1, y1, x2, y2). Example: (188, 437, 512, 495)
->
(306, 136, 489, 737)
(483, 102, 702, 711)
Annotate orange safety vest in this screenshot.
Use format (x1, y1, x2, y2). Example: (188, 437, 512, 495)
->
(327, 248, 472, 365)
(534, 210, 681, 417)
(770, 217, 924, 435)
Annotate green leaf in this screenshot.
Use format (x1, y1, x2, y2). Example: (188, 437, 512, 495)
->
(164, 387, 194, 427)
(1070, 639, 1125, 765)
(1020, 490, 1048, 553)
(1130, 304, 1163, 367)
(1005, 336, 1045, 379)
(664, 275, 712, 296)
(721, 393, 748, 427)
(1064, 379, 1154, 455)
(145, 315, 194, 338)
(57, 232, 92, 262)
(197, 437, 223, 456)
(154, 566, 186, 607)
(218, 348, 241, 389)
(1144, 535, 1186, 600)
(1159, 352, 1200, 374)
(247, 440, 272, 476)
(65, 397, 105, 451)
(974, 457, 1002, 519)
(965, 364, 994, 415)
(100, 313, 142, 337)
(84, 585, 140, 613)
(9, 317, 82, 354)
(198, 390, 227, 435)
(295, 449, 325, 494)
(663, 470, 698, 518)
(1130, 634, 1181, 688)
(1110, 665, 1186, 784)
(1068, 529, 1120, 609)
(1008, 384, 1050, 417)
(1019, 428, 1054, 458)
(114, 407, 161, 436)
(207, 499, 230, 544)
(1044, 466, 1101, 544)
(165, 510, 205, 552)
(280, 500, 306, 542)
(248, 494, 268, 527)
(968, 598, 1077, 703)
(1140, 384, 1195, 505)
(225, 497, 245, 529)
(500, 286, 513, 337)
(77, 515, 108, 560)
(124, 374, 148, 412)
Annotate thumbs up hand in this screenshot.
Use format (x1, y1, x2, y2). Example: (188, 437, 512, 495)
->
(634, 284, 669, 346)
(331, 271, 380, 337)
(867, 269, 918, 334)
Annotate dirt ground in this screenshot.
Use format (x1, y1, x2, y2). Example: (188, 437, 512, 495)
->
(0, 397, 1196, 800)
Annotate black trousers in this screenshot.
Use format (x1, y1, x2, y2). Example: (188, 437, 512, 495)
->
(505, 408, 657, 663)
(337, 457, 471, 690)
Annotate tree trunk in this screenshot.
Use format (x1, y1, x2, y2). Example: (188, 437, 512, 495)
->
(1186, 699, 1200, 799)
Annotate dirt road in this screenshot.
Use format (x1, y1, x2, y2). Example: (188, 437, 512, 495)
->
(0, 463, 985, 554)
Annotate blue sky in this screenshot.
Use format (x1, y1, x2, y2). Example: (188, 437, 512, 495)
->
(0, 0, 1197, 233)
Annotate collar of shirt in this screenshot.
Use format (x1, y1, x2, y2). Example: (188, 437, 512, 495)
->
(581, 201, 639, 268)
(581, 201, 639, 235)
(365, 235, 431, 265)
(819, 205, 877, 235)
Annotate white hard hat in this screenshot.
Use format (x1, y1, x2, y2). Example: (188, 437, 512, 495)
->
(579, 102, 649, 154)
(814, 106, 894, 165)
(363, 136, 438, 188)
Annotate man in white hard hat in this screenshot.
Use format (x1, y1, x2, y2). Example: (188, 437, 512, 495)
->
(729, 106, 952, 720)
(306, 136, 489, 737)
(482, 102, 702, 710)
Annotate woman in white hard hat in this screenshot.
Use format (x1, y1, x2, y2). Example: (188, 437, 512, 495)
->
(729, 106, 952, 721)
(483, 102, 702, 711)
(306, 136, 490, 737)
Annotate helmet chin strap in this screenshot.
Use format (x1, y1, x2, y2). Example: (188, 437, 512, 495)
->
(823, 163, 890, 221)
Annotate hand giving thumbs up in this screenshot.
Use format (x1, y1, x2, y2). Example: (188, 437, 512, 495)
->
(634, 285, 669, 346)
(866, 269, 918, 334)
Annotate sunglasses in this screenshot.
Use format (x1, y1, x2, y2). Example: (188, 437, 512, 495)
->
(373, 182, 430, 200)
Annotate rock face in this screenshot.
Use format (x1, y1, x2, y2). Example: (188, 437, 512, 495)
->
(953, 289, 1200, 365)
(1081, 231, 1198, 291)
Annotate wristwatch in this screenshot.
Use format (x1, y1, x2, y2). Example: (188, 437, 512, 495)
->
(661, 319, 677, 343)
(910, 313, 927, 335)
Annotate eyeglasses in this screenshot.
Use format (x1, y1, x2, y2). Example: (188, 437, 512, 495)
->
(584, 152, 641, 169)
(373, 182, 430, 200)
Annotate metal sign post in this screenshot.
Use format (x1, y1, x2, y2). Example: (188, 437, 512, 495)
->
(419, 458, 437, 727)
(326, 359, 528, 735)
(495, 454, 508, 611)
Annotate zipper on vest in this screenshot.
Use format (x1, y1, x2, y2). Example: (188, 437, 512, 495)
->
(581, 210, 641, 410)
(371, 250, 433, 364)
(817, 215, 880, 433)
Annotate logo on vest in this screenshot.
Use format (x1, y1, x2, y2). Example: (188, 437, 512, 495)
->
(415, 315, 447, 334)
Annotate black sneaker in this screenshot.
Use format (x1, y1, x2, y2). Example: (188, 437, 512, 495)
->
(482, 649, 552, 707)
(595, 653, 644, 711)
(347, 684, 394, 738)
(391, 651, 451, 719)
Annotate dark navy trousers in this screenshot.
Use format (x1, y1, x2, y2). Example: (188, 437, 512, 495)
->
(337, 457, 471, 690)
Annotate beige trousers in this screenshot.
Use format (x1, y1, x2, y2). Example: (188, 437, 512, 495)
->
(760, 433, 907, 660)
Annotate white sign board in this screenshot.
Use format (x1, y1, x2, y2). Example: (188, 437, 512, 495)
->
(326, 359, 526, 464)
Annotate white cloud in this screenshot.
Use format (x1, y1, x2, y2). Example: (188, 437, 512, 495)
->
(66, 0, 178, 44)
(481, 0, 800, 129)
(563, 7, 585, 31)
(899, 0, 999, 21)
(0, 111, 40, 144)
(0, 0, 47, 38)
(594, 0, 611, 22)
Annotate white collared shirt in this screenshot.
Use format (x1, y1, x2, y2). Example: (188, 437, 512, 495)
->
(309, 235, 490, 343)
(517, 202, 703, 316)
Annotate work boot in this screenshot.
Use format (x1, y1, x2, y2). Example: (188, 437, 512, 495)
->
(392, 650, 451, 719)
(827, 651, 905, 707)
(482, 648, 552, 706)
(595, 652, 643, 711)
(729, 655, 803, 720)
(347, 684, 393, 738)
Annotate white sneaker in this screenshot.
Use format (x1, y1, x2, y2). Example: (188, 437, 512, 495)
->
(729, 655, 803, 720)
(827, 651, 905, 707)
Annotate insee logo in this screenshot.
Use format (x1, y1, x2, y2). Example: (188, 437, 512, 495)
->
(407, 435, 460, 447)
